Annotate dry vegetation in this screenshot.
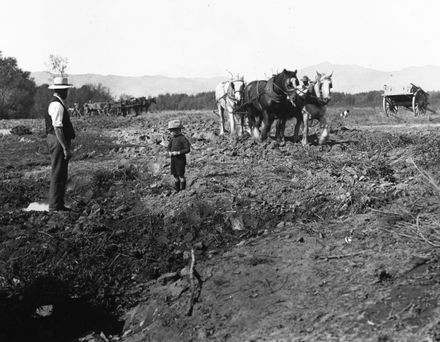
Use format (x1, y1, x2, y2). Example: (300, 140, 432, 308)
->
(0, 108, 439, 342)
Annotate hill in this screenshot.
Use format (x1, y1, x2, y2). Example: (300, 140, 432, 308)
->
(30, 72, 227, 98)
(298, 62, 440, 93)
(31, 62, 440, 96)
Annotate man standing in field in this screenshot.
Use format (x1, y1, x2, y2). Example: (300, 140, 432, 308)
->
(45, 76, 76, 212)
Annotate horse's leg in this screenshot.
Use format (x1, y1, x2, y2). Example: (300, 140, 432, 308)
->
(242, 114, 248, 136)
(229, 110, 236, 136)
(318, 107, 329, 145)
(247, 108, 261, 140)
(234, 113, 243, 136)
(301, 110, 309, 146)
(218, 102, 226, 135)
(293, 115, 302, 143)
(275, 119, 281, 143)
(237, 114, 243, 136)
(281, 118, 287, 143)
(275, 118, 287, 144)
(260, 111, 273, 141)
(242, 115, 249, 135)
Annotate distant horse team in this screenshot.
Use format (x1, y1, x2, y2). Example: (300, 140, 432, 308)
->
(215, 70, 334, 145)
(69, 97, 156, 117)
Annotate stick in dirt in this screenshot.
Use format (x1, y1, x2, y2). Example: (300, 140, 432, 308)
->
(186, 249, 203, 316)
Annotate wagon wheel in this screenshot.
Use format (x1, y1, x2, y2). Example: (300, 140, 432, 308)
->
(383, 97, 398, 116)
(412, 90, 427, 116)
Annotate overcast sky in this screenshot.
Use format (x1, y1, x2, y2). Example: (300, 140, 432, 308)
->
(2, 0, 440, 79)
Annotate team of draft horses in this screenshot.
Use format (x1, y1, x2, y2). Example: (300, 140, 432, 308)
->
(69, 97, 157, 117)
(215, 69, 333, 146)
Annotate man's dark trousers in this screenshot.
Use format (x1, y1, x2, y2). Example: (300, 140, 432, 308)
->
(47, 133, 70, 210)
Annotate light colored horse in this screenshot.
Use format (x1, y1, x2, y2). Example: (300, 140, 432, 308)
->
(294, 71, 333, 146)
(215, 79, 246, 136)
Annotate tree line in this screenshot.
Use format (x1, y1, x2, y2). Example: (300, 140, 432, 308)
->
(0, 53, 115, 119)
(155, 90, 440, 110)
(2, 52, 440, 119)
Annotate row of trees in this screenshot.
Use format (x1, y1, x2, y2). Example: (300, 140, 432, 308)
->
(154, 92, 215, 111)
(154, 90, 440, 109)
(0, 53, 36, 119)
(0, 53, 118, 119)
(2, 52, 440, 119)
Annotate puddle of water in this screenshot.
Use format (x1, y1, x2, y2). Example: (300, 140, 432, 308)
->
(24, 202, 49, 212)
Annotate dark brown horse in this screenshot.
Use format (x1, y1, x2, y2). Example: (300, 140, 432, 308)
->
(271, 71, 334, 146)
(243, 69, 300, 142)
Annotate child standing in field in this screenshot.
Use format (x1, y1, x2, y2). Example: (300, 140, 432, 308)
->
(167, 120, 191, 192)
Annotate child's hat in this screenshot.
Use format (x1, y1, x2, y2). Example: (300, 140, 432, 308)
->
(168, 120, 183, 130)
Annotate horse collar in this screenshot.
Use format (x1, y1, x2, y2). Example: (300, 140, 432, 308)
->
(264, 78, 285, 103)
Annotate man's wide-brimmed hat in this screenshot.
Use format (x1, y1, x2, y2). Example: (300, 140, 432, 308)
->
(301, 76, 310, 82)
(49, 76, 73, 89)
(168, 119, 183, 130)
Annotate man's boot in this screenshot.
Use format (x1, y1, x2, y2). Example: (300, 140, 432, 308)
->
(174, 181, 181, 192)
(180, 180, 186, 191)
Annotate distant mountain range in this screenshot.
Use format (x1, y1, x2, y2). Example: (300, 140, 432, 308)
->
(298, 62, 440, 94)
(30, 72, 227, 98)
(31, 62, 440, 96)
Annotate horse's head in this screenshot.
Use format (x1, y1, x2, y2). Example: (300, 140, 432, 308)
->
(271, 69, 299, 105)
(227, 79, 245, 104)
(314, 71, 333, 103)
(279, 69, 299, 91)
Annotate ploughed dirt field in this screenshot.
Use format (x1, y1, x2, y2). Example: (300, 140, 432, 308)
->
(0, 109, 439, 342)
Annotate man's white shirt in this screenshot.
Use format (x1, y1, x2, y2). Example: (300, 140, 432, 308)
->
(48, 95, 66, 127)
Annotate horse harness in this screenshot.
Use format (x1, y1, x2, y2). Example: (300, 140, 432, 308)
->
(299, 79, 332, 127)
(216, 81, 246, 114)
(263, 78, 286, 103)
(242, 78, 297, 111)
(296, 81, 331, 107)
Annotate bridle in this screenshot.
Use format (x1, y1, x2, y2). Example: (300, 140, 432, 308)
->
(217, 80, 245, 113)
(296, 76, 332, 105)
(227, 82, 244, 103)
(318, 77, 332, 102)
(272, 73, 301, 105)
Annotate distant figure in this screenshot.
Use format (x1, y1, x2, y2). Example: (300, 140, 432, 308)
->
(301, 75, 311, 90)
(45, 76, 76, 212)
(69, 102, 81, 117)
(301, 75, 310, 87)
(167, 120, 191, 192)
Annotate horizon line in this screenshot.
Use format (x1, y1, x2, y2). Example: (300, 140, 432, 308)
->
(30, 62, 440, 79)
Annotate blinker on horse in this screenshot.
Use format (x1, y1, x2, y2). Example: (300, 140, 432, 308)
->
(243, 69, 300, 142)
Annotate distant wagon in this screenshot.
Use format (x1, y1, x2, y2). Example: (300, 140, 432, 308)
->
(382, 83, 429, 116)
(82, 97, 156, 116)
(119, 97, 156, 116)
